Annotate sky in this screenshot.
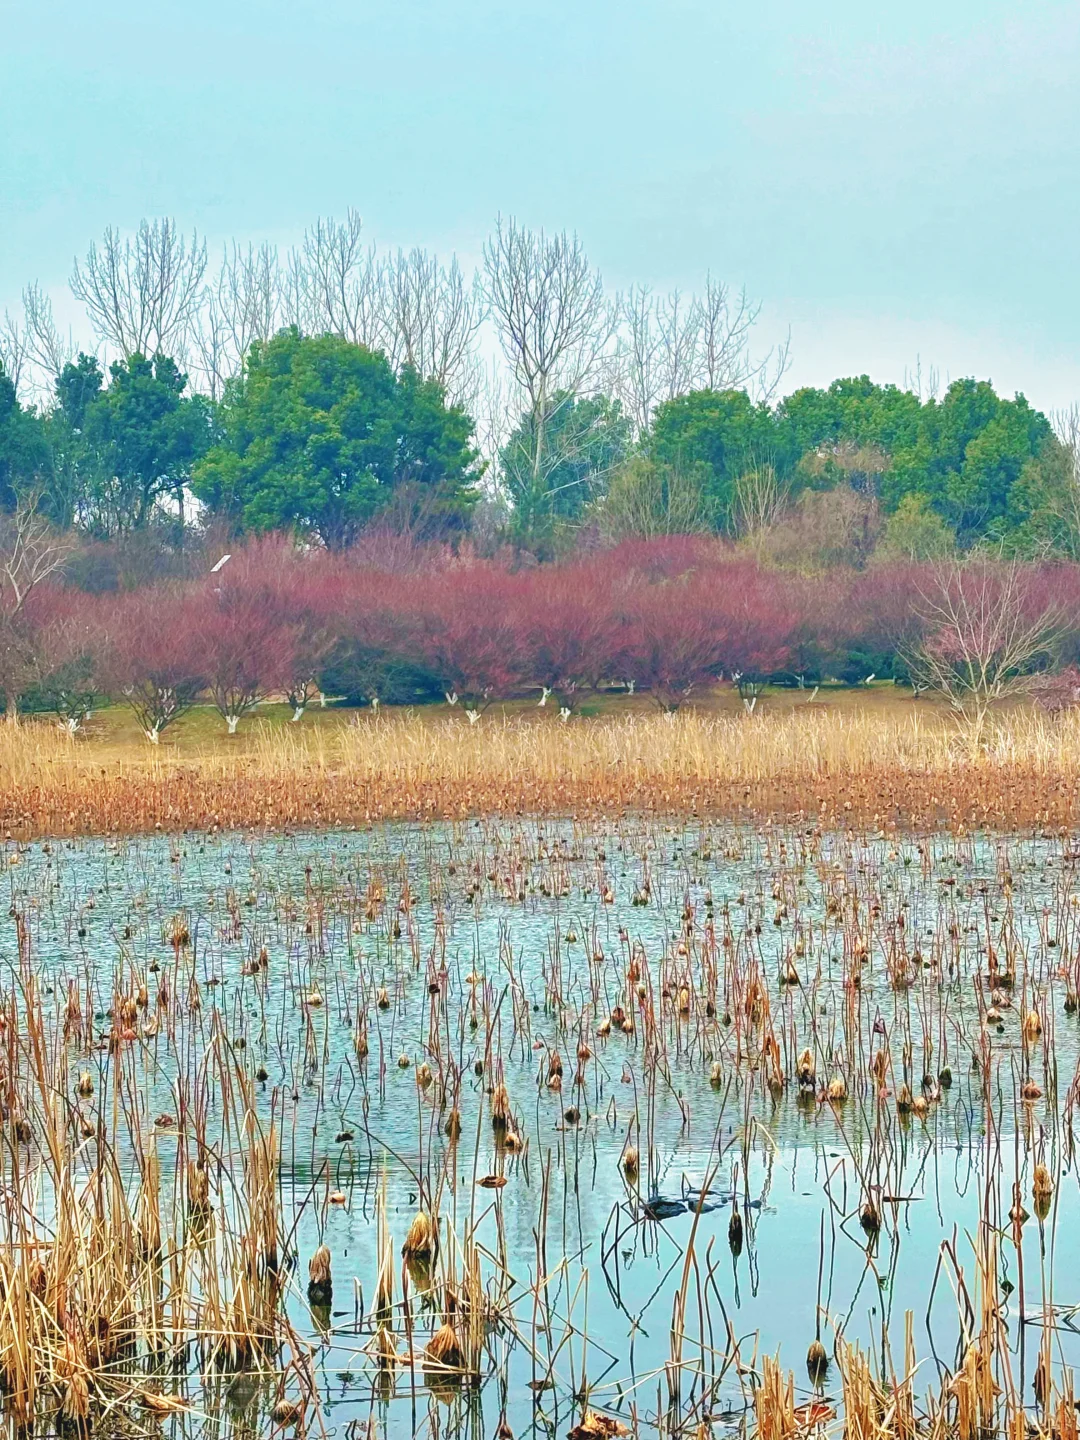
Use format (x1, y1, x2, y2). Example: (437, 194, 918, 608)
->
(2, 0, 1079, 410)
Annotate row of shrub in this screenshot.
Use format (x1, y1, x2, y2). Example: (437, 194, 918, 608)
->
(10, 536, 1080, 736)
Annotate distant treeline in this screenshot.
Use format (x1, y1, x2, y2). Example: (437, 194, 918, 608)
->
(1, 217, 1078, 565)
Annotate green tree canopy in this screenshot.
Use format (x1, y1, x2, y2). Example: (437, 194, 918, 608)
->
(645, 375, 1057, 552)
(501, 391, 630, 547)
(881, 379, 1052, 544)
(777, 376, 922, 461)
(53, 352, 214, 536)
(648, 389, 777, 531)
(0, 365, 50, 511)
(55, 353, 105, 432)
(192, 329, 481, 548)
(776, 376, 922, 495)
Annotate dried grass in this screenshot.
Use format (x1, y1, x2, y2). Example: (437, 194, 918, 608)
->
(4, 705, 1080, 835)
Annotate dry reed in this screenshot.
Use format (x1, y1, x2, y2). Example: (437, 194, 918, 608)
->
(5, 705, 1080, 836)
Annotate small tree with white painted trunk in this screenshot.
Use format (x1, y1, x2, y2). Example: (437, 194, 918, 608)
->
(194, 585, 296, 734)
(103, 586, 205, 743)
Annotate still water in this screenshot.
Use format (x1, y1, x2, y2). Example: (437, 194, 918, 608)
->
(3, 818, 1078, 1438)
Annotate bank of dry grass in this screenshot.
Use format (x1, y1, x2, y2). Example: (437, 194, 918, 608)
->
(1, 696, 1080, 835)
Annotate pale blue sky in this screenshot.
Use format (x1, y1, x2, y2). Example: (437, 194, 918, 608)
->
(3, 0, 1078, 408)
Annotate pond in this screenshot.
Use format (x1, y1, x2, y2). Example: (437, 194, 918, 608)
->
(1, 818, 1077, 1439)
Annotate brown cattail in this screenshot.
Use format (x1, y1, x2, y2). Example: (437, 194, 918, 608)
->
(491, 1082, 511, 1129)
(401, 1211, 434, 1260)
(187, 1159, 210, 1213)
(272, 1400, 304, 1427)
(307, 1244, 332, 1304)
(426, 1321, 463, 1369)
(1033, 1164, 1053, 1219)
(807, 1338, 829, 1383)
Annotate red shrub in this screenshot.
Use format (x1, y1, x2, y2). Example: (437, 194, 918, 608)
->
(100, 587, 207, 742)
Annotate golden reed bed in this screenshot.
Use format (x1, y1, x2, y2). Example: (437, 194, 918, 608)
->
(2, 705, 1080, 836)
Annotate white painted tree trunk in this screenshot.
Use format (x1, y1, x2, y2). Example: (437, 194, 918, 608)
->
(144, 726, 161, 744)
(291, 705, 305, 723)
(226, 714, 240, 734)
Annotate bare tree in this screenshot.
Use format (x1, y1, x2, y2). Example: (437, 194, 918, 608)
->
(192, 242, 283, 398)
(482, 218, 613, 522)
(731, 462, 789, 546)
(700, 277, 791, 401)
(615, 276, 791, 432)
(600, 456, 706, 540)
(1036, 404, 1080, 561)
(0, 311, 30, 398)
(0, 501, 75, 722)
(906, 559, 1066, 747)
(383, 248, 482, 407)
(655, 289, 702, 402)
(904, 355, 942, 402)
(473, 355, 512, 481)
(616, 285, 701, 433)
(1, 286, 79, 403)
(288, 209, 386, 349)
(21, 283, 78, 383)
(616, 285, 664, 434)
(71, 219, 207, 361)
(280, 245, 313, 336)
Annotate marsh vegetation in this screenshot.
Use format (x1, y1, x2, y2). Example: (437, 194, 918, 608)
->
(0, 812, 1078, 1439)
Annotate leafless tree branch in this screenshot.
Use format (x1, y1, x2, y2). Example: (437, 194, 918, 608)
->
(71, 219, 207, 361)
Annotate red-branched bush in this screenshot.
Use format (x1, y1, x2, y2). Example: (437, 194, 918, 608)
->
(32, 535, 1080, 722)
(100, 586, 208, 741)
(187, 580, 299, 732)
